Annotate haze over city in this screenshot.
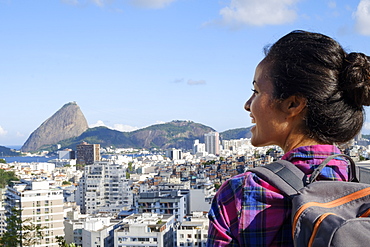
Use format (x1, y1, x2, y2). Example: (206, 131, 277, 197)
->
(1, 0, 370, 146)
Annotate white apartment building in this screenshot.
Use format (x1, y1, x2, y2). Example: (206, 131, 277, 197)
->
(64, 212, 116, 247)
(114, 213, 175, 247)
(137, 191, 186, 222)
(5, 179, 64, 247)
(204, 132, 220, 156)
(193, 140, 205, 154)
(166, 148, 182, 161)
(76, 161, 133, 215)
(176, 212, 209, 247)
(0, 188, 6, 237)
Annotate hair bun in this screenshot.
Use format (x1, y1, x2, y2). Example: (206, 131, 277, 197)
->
(340, 52, 370, 107)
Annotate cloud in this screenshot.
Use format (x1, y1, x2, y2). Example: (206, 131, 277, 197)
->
(128, 0, 177, 9)
(89, 120, 139, 132)
(112, 124, 139, 132)
(16, 132, 25, 137)
(60, 0, 109, 7)
(90, 120, 107, 128)
(354, 0, 370, 36)
(60, 0, 79, 5)
(219, 0, 298, 27)
(187, 79, 206, 85)
(328, 1, 336, 9)
(0, 126, 7, 136)
(172, 78, 184, 83)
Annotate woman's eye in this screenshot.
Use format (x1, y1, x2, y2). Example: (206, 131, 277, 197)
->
(251, 89, 258, 94)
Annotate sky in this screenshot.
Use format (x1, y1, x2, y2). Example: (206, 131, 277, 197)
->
(1, 0, 370, 146)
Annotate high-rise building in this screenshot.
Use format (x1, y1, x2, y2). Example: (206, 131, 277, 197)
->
(76, 161, 133, 215)
(0, 188, 6, 237)
(166, 148, 182, 160)
(76, 142, 100, 165)
(204, 132, 220, 155)
(5, 180, 64, 247)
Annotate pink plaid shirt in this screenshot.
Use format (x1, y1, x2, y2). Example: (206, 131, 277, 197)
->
(207, 145, 349, 246)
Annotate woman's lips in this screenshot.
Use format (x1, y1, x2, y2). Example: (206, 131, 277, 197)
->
(250, 114, 255, 123)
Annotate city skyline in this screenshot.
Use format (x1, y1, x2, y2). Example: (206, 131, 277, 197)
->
(1, 0, 370, 145)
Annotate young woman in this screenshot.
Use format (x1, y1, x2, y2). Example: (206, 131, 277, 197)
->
(207, 30, 370, 246)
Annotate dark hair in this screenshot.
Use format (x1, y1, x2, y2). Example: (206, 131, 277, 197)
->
(264, 30, 370, 144)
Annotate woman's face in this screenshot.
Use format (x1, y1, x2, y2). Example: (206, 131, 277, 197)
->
(244, 60, 289, 148)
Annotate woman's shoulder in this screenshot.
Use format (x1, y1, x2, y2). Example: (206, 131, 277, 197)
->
(218, 171, 271, 196)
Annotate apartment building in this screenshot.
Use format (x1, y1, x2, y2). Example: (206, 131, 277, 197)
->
(64, 212, 116, 247)
(114, 213, 175, 247)
(5, 179, 64, 247)
(137, 191, 186, 222)
(76, 161, 133, 215)
(77, 142, 100, 165)
(176, 212, 209, 247)
(204, 132, 220, 156)
(0, 188, 6, 237)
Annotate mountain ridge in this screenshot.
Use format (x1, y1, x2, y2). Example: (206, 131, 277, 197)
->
(38, 121, 252, 152)
(21, 102, 252, 152)
(21, 102, 89, 152)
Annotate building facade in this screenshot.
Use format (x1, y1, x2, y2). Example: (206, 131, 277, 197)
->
(137, 191, 186, 223)
(76, 142, 100, 165)
(5, 180, 64, 247)
(114, 213, 175, 247)
(76, 161, 133, 215)
(204, 132, 220, 155)
(176, 212, 209, 247)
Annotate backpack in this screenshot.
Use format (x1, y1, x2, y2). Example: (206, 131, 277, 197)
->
(250, 154, 370, 247)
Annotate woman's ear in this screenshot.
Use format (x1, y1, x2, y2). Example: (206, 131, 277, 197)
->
(281, 95, 307, 117)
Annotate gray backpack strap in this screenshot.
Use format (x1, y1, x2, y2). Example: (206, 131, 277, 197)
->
(250, 160, 306, 197)
(309, 154, 358, 183)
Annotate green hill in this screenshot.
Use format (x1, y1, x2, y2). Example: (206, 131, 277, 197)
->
(0, 146, 21, 157)
(220, 127, 253, 140)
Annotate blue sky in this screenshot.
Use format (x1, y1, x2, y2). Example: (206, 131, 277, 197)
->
(1, 0, 370, 146)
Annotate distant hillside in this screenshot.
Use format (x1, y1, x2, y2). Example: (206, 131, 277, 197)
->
(0, 146, 21, 157)
(22, 102, 89, 152)
(220, 127, 252, 140)
(40, 120, 215, 151)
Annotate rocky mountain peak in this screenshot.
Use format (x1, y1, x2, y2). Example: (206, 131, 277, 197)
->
(21, 102, 89, 152)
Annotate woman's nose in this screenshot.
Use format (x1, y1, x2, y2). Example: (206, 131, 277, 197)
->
(244, 98, 251, 112)
(244, 99, 251, 111)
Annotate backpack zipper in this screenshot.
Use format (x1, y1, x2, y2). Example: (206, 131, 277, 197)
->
(307, 213, 335, 247)
(360, 208, 370, 217)
(292, 187, 370, 237)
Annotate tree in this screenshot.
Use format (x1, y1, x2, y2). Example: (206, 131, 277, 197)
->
(0, 208, 45, 247)
(0, 208, 22, 247)
(22, 221, 46, 246)
(214, 183, 221, 190)
(56, 236, 78, 247)
(128, 162, 133, 172)
(0, 158, 6, 163)
(0, 169, 19, 188)
(62, 181, 72, 186)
